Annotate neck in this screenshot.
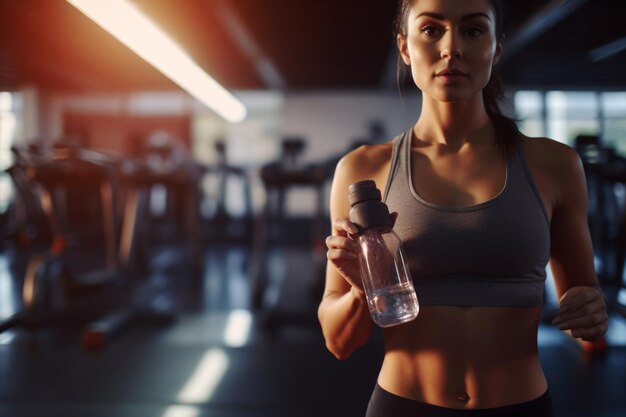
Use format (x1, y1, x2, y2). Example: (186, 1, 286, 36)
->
(414, 94, 494, 152)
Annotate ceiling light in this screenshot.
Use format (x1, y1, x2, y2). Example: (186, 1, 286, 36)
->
(66, 0, 247, 123)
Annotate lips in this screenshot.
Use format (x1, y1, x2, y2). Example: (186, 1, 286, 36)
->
(436, 68, 468, 77)
(435, 68, 468, 85)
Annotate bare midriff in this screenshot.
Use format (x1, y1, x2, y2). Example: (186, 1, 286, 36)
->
(378, 305, 547, 409)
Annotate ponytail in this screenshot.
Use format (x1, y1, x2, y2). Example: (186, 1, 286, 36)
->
(483, 71, 522, 158)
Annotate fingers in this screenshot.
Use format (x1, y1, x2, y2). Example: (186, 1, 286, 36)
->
(554, 314, 608, 341)
(572, 324, 607, 341)
(326, 235, 359, 269)
(555, 286, 605, 319)
(328, 218, 358, 260)
(566, 320, 607, 341)
(326, 248, 357, 260)
(326, 222, 361, 285)
(325, 235, 358, 252)
(558, 286, 604, 313)
(332, 218, 359, 236)
(552, 286, 608, 341)
(553, 300, 604, 325)
(553, 311, 607, 331)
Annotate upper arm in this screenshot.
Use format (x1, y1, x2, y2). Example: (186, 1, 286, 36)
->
(547, 143, 599, 299)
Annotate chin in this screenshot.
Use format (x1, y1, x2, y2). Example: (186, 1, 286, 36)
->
(432, 84, 485, 104)
(414, 82, 474, 103)
(432, 92, 471, 103)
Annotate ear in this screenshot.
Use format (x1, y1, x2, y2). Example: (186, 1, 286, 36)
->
(397, 34, 411, 65)
(493, 34, 505, 65)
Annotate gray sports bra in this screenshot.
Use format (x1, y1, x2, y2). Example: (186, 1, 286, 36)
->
(383, 128, 551, 307)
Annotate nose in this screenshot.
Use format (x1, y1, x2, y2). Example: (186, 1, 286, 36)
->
(440, 31, 463, 60)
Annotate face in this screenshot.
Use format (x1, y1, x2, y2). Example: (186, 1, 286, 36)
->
(397, 0, 502, 103)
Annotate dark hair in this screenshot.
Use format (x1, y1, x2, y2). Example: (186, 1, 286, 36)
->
(394, 0, 521, 157)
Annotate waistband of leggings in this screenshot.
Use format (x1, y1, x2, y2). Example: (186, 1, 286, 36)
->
(373, 383, 553, 415)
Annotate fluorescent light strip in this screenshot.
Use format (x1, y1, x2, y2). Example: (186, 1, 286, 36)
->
(223, 309, 252, 347)
(161, 405, 201, 417)
(177, 349, 229, 403)
(0, 333, 15, 345)
(589, 36, 626, 62)
(66, 0, 247, 123)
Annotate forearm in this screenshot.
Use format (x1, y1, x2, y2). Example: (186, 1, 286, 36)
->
(318, 289, 373, 360)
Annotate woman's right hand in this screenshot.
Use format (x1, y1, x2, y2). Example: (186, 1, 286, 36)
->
(325, 218, 362, 291)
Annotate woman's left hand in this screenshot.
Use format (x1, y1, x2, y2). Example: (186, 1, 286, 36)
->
(552, 286, 608, 342)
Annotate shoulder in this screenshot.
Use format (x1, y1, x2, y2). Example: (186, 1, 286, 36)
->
(334, 141, 394, 186)
(521, 136, 581, 170)
(338, 142, 394, 169)
(521, 136, 586, 209)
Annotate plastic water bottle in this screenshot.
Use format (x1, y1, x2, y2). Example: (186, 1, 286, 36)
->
(348, 180, 419, 327)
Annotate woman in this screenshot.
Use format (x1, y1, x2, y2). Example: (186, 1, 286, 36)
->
(318, 0, 609, 416)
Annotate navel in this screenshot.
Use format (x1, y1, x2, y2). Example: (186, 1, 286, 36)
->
(457, 393, 470, 402)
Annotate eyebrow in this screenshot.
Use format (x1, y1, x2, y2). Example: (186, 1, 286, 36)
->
(416, 12, 492, 22)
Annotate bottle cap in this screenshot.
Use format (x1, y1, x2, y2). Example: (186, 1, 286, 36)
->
(348, 180, 392, 231)
(348, 180, 381, 206)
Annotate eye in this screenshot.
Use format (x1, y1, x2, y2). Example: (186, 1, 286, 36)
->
(420, 25, 443, 38)
(464, 27, 485, 38)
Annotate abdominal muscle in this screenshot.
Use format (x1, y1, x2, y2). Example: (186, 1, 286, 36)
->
(377, 305, 548, 409)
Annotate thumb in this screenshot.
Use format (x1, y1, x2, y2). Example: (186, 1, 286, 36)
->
(391, 211, 399, 227)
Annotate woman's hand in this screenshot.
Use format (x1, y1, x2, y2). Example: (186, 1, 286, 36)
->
(325, 218, 362, 292)
(552, 286, 608, 342)
(325, 213, 398, 296)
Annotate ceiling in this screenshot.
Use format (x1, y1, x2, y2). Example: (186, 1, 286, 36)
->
(1, 0, 625, 93)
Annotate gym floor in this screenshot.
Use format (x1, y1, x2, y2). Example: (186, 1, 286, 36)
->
(0, 243, 625, 417)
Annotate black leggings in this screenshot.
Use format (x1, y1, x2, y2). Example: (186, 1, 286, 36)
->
(366, 384, 555, 417)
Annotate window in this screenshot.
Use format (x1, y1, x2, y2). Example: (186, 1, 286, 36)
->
(0, 92, 21, 212)
(602, 92, 626, 156)
(514, 90, 626, 151)
(514, 91, 544, 138)
(545, 92, 600, 147)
